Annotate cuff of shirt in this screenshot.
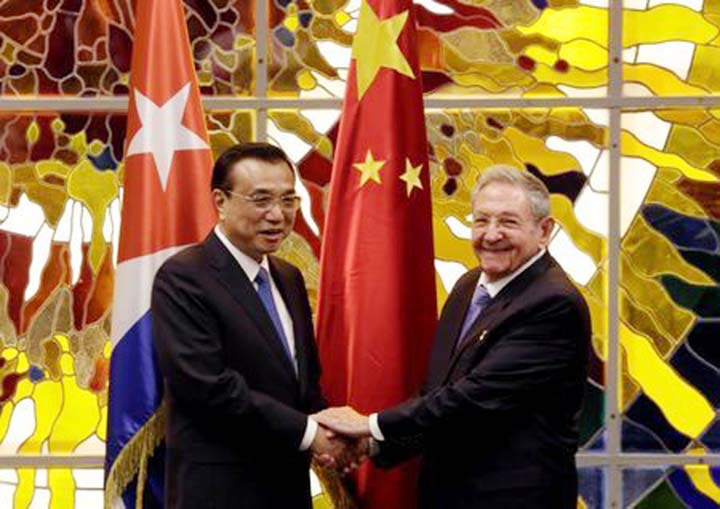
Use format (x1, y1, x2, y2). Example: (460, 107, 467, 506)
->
(299, 417, 318, 451)
(368, 413, 385, 441)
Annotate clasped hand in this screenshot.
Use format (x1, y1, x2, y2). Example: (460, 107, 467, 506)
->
(310, 406, 372, 474)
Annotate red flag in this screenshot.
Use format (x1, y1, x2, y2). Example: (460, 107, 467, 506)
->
(119, 0, 216, 264)
(105, 0, 215, 507)
(316, 0, 437, 507)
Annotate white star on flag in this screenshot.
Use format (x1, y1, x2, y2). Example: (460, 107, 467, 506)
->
(126, 82, 209, 191)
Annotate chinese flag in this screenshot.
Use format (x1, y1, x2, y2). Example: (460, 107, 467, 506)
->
(105, 0, 215, 507)
(316, 0, 437, 507)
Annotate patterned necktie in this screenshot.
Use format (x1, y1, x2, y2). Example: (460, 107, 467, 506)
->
(255, 267, 293, 361)
(457, 284, 491, 347)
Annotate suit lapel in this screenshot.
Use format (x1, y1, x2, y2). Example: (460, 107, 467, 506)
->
(424, 269, 480, 391)
(269, 257, 308, 393)
(442, 254, 553, 383)
(441, 291, 512, 382)
(204, 234, 297, 378)
(425, 270, 479, 389)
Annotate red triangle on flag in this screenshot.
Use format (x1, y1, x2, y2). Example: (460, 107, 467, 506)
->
(118, 0, 216, 263)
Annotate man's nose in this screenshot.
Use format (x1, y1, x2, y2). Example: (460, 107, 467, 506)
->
(265, 202, 285, 221)
(483, 222, 503, 241)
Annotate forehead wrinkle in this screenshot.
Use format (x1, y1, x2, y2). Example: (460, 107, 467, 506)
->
(473, 194, 533, 220)
(472, 202, 530, 220)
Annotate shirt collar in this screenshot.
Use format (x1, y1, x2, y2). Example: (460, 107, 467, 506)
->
(214, 225, 270, 283)
(478, 248, 546, 298)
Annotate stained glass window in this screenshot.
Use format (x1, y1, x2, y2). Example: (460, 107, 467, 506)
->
(624, 1, 720, 96)
(580, 467, 605, 509)
(0, 467, 103, 508)
(624, 465, 720, 507)
(0, 2, 256, 96)
(2, 0, 720, 508)
(620, 108, 720, 463)
(268, 0, 611, 98)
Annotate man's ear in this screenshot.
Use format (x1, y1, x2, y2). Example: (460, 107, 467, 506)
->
(538, 215, 554, 247)
(212, 189, 226, 220)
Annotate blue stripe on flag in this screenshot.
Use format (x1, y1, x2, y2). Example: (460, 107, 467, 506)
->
(106, 310, 164, 504)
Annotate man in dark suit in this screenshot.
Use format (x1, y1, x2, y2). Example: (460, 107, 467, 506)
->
(152, 143, 351, 509)
(316, 165, 591, 509)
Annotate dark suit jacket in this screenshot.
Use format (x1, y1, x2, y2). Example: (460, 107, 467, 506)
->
(375, 253, 591, 509)
(152, 232, 326, 509)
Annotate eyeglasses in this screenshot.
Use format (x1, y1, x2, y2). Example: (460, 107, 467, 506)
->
(223, 189, 301, 213)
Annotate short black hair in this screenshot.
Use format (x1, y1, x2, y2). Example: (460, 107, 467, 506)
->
(211, 142, 295, 192)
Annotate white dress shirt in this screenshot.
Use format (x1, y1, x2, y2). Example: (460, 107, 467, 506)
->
(214, 226, 318, 450)
(368, 248, 547, 442)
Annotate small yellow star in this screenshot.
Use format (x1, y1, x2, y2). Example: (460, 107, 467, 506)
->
(399, 158, 424, 196)
(352, 0, 415, 100)
(354, 150, 385, 187)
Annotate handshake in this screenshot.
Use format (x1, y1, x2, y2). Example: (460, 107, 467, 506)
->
(309, 406, 373, 474)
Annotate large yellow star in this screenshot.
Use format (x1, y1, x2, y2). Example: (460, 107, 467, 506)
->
(354, 150, 385, 187)
(399, 158, 424, 196)
(352, 0, 415, 100)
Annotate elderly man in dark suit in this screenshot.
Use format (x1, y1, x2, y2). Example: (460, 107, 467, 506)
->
(316, 165, 591, 509)
(152, 143, 353, 509)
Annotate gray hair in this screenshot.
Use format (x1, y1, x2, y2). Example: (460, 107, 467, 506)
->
(471, 165, 551, 220)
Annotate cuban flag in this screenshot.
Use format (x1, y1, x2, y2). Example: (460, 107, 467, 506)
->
(104, 0, 216, 507)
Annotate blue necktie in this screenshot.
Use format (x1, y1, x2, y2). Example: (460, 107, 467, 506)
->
(255, 268, 293, 362)
(457, 284, 491, 347)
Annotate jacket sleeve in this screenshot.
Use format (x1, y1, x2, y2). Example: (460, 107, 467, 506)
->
(372, 436, 425, 469)
(377, 293, 589, 448)
(152, 260, 309, 451)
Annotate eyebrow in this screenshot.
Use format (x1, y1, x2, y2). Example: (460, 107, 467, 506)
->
(473, 211, 523, 218)
(249, 188, 296, 196)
